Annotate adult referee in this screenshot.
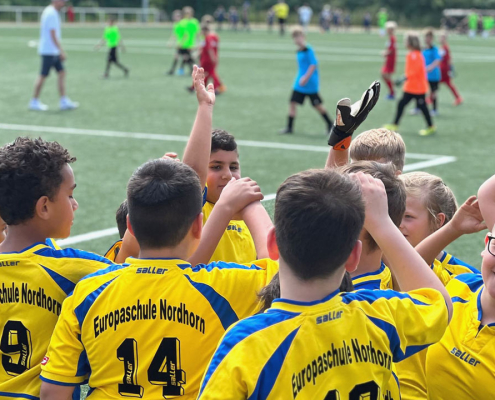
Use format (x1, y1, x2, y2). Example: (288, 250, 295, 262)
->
(273, 0, 289, 35)
(30, 0, 78, 111)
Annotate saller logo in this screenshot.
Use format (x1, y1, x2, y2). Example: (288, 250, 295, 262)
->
(41, 356, 49, 366)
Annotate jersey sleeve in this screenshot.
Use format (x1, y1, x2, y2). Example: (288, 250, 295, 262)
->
(341, 288, 449, 363)
(45, 12, 58, 31)
(40, 294, 88, 386)
(308, 48, 318, 65)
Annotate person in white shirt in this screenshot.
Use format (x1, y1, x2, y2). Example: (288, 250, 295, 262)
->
(30, 0, 78, 111)
(297, 3, 313, 32)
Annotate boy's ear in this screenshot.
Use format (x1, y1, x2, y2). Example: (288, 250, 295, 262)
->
(126, 215, 135, 237)
(191, 213, 203, 240)
(267, 227, 279, 261)
(436, 213, 446, 229)
(35, 196, 51, 221)
(344, 240, 362, 273)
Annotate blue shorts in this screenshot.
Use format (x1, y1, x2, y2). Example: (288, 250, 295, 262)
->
(40, 55, 64, 77)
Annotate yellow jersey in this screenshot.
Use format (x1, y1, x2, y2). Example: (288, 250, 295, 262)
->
(426, 273, 495, 400)
(395, 253, 479, 400)
(104, 240, 123, 262)
(351, 263, 393, 291)
(273, 3, 289, 19)
(0, 242, 113, 399)
(198, 287, 449, 400)
(40, 257, 278, 399)
(202, 201, 256, 264)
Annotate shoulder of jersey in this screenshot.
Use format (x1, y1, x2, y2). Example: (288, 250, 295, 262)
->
(34, 245, 114, 266)
(447, 273, 484, 299)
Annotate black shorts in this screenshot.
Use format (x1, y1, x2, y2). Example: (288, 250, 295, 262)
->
(40, 55, 64, 77)
(278, 17, 286, 25)
(290, 90, 322, 106)
(178, 48, 191, 56)
(108, 47, 118, 62)
(429, 81, 439, 92)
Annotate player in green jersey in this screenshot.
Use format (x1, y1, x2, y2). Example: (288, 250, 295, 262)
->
(167, 9, 186, 75)
(377, 8, 388, 36)
(95, 16, 129, 78)
(176, 7, 200, 76)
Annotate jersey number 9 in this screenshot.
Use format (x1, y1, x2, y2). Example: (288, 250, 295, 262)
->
(1, 320, 32, 376)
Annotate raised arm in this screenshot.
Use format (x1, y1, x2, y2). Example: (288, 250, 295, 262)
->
(241, 201, 273, 259)
(415, 196, 486, 265)
(182, 66, 216, 189)
(353, 172, 452, 321)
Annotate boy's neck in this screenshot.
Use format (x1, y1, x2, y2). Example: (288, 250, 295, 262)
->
(278, 259, 342, 303)
(138, 242, 192, 262)
(480, 288, 495, 326)
(0, 224, 48, 254)
(350, 246, 383, 277)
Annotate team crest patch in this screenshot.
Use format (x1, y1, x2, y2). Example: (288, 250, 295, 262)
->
(41, 356, 49, 366)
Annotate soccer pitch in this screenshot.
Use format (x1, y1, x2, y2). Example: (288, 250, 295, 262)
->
(0, 25, 494, 268)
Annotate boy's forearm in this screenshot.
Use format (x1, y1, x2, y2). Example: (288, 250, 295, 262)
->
(370, 220, 453, 319)
(182, 104, 213, 189)
(188, 204, 232, 266)
(415, 222, 462, 266)
(304, 64, 316, 80)
(325, 148, 349, 169)
(242, 202, 273, 259)
(40, 382, 74, 400)
(478, 175, 495, 231)
(115, 230, 140, 263)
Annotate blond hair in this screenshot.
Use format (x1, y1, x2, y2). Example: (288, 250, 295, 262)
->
(349, 128, 406, 172)
(400, 171, 458, 230)
(291, 26, 304, 38)
(406, 32, 421, 51)
(385, 21, 397, 30)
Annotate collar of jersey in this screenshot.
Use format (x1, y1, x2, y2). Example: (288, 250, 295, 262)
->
(352, 262, 387, 280)
(124, 257, 192, 269)
(475, 287, 495, 329)
(0, 241, 49, 255)
(270, 287, 340, 312)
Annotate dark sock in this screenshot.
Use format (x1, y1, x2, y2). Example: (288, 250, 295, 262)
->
(169, 58, 178, 73)
(433, 98, 437, 111)
(321, 112, 333, 129)
(288, 116, 294, 131)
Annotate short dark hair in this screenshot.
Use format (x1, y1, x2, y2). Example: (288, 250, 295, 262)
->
(127, 159, 203, 249)
(275, 169, 365, 281)
(211, 129, 237, 153)
(115, 200, 128, 239)
(0, 137, 76, 225)
(338, 161, 406, 251)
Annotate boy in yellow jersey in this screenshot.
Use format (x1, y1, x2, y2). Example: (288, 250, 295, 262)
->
(338, 161, 406, 290)
(95, 16, 129, 79)
(39, 157, 278, 399)
(419, 174, 495, 399)
(0, 138, 113, 399)
(198, 170, 452, 399)
(104, 199, 127, 262)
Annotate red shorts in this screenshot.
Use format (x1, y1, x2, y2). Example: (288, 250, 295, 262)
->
(382, 61, 395, 74)
(440, 70, 450, 84)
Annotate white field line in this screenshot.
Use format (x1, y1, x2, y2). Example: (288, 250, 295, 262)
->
(0, 122, 456, 247)
(0, 122, 450, 160)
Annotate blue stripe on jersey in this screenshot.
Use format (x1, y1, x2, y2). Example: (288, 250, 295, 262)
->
(391, 371, 400, 392)
(366, 315, 402, 362)
(0, 392, 39, 400)
(190, 261, 263, 273)
(454, 273, 484, 292)
(341, 290, 430, 307)
(80, 263, 129, 281)
(87, 387, 95, 397)
(447, 256, 479, 273)
(72, 386, 80, 400)
(34, 247, 113, 265)
(76, 348, 90, 377)
(74, 278, 116, 327)
(199, 310, 301, 397)
(183, 275, 239, 330)
(404, 343, 431, 358)
(352, 263, 386, 280)
(273, 288, 339, 307)
(39, 376, 80, 386)
(45, 238, 58, 249)
(353, 279, 382, 291)
(248, 327, 300, 400)
(451, 296, 469, 304)
(40, 264, 76, 295)
(476, 289, 484, 322)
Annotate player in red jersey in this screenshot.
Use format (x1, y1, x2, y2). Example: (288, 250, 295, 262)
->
(381, 21, 397, 100)
(439, 32, 463, 106)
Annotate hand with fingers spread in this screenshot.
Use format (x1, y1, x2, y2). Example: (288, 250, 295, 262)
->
(217, 177, 263, 217)
(192, 65, 215, 106)
(450, 196, 487, 235)
(350, 172, 389, 232)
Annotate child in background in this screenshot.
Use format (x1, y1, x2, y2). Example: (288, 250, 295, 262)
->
(280, 28, 333, 135)
(266, 7, 275, 32)
(178, 7, 200, 76)
(381, 21, 397, 100)
(229, 6, 239, 31)
(384, 32, 435, 137)
(167, 10, 184, 75)
(0, 216, 6, 243)
(439, 32, 463, 106)
(377, 7, 388, 36)
(94, 16, 129, 79)
(104, 199, 127, 262)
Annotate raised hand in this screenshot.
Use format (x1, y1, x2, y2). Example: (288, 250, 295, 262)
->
(217, 177, 263, 216)
(192, 65, 215, 106)
(450, 196, 487, 235)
